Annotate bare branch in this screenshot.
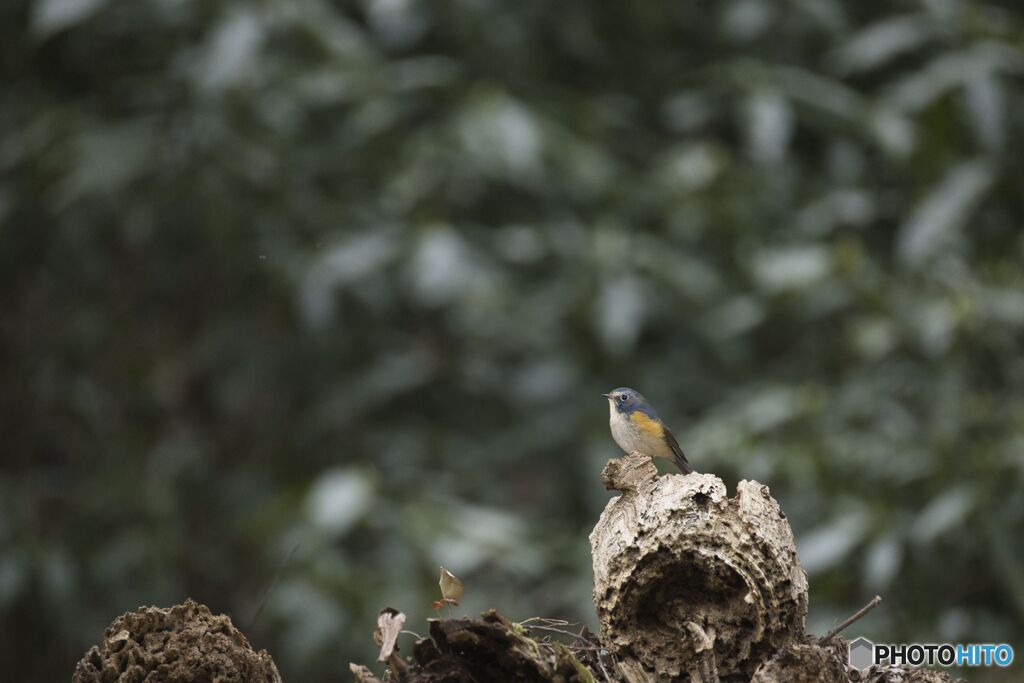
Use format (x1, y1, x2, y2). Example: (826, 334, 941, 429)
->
(826, 595, 882, 639)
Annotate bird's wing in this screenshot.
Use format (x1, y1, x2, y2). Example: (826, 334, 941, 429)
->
(663, 427, 693, 474)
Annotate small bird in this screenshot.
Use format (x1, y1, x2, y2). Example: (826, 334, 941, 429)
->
(604, 387, 693, 474)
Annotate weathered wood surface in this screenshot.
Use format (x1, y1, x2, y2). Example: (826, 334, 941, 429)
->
(590, 453, 808, 681)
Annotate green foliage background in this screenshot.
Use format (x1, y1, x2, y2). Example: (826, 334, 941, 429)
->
(3, 0, 1023, 680)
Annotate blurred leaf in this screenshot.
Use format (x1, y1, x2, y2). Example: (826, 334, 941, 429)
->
(774, 66, 864, 121)
(58, 121, 155, 204)
(595, 276, 646, 355)
(31, 0, 108, 36)
(798, 511, 869, 574)
(744, 89, 793, 164)
(828, 14, 935, 75)
(864, 534, 903, 590)
(301, 233, 399, 326)
(751, 245, 832, 292)
(195, 11, 265, 92)
(408, 227, 483, 307)
(911, 487, 974, 544)
(457, 91, 543, 179)
(884, 43, 1024, 113)
(896, 160, 995, 267)
(305, 470, 374, 537)
(964, 74, 1006, 150)
(721, 0, 774, 41)
(658, 143, 725, 191)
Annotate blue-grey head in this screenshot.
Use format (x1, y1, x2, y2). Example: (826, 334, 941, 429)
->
(602, 387, 650, 415)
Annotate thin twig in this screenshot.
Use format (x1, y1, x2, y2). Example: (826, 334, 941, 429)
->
(826, 595, 882, 639)
(527, 624, 594, 641)
(246, 542, 300, 632)
(519, 616, 572, 627)
(522, 621, 615, 683)
(591, 651, 614, 683)
(584, 624, 614, 683)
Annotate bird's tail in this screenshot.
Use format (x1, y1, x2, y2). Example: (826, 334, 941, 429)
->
(665, 432, 694, 474)
(672, 449, 694, 474)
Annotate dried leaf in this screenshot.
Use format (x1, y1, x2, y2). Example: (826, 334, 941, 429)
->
(438, 566, 464, 604)
(374, 608, 406, 662)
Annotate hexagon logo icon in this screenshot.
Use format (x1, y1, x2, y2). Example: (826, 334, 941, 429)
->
(848, 637, 874, 671)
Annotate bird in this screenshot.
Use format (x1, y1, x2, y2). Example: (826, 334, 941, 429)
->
(604, 387, 693, 474)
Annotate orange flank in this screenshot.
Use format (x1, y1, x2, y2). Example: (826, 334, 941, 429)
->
(629, 411, 664, 439)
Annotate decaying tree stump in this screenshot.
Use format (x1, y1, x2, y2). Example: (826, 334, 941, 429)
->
(73, 454, 967, 682)
(590, 454, 808, 681)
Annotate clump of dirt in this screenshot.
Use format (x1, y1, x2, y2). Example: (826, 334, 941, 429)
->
(413, 610, 594, 682)
(72, 598, 281, 683)
(351, 610, 600, 682)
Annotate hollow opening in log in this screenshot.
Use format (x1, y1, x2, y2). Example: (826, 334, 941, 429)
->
(616, 549, 765, 678)
(636, 555, 749, 629)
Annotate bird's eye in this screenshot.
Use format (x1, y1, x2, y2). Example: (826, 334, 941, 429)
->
(617, 394, 627, 402)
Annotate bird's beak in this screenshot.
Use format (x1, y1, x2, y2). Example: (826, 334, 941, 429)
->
(601, 393, 611, 399)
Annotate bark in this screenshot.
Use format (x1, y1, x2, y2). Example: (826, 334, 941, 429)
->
(590, 454, 807, 681)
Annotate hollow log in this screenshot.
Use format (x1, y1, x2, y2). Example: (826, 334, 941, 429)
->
(590, 454, 808, 681)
